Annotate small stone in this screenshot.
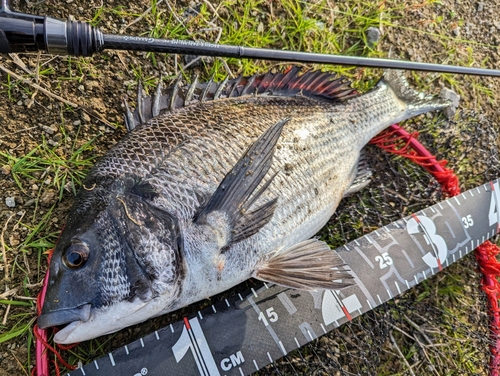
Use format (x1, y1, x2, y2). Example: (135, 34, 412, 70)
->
(78, 85, 85, 92)
(24, 199, 36, 207)
(73, 120, 82, 126)
(366, 27, 381, 46)
(82, 112, 91, 123)
(42, 125, 56, 135)
(5, 197, 15, 208)
(40, 190, 56, 207)
(1, 165, 11, 175)
(477, 2, 484, 12)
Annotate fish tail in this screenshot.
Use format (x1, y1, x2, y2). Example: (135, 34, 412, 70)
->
(378, 70, 450, 117)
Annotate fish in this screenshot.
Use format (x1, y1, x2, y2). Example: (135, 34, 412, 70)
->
(37, 67, 449, 344)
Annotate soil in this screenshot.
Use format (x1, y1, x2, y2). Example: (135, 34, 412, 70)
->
(0, 0, 499, 375)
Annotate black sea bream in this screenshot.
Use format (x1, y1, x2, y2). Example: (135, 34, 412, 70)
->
(38, 68, 449, 344)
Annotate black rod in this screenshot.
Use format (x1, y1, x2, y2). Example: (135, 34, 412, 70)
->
(103, 34, 500, 77)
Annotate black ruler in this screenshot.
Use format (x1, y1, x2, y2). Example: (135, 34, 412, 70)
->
(72, 179, 500, 376)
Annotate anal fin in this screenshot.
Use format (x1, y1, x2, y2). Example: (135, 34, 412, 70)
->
(254, 239, 353, 290)
(343, 151, 373, 198)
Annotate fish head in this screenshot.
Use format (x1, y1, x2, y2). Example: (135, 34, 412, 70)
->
(38, 181, 185, 344)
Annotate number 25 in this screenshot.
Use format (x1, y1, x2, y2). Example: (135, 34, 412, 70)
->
(375, 252, 393, 269)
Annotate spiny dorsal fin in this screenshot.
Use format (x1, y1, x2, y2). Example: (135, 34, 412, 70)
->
(124, 67, 357, 131)
(193, 118, 289, 247)
(254, 239, 354, 290)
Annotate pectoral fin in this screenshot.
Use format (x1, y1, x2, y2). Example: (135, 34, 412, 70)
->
(253, 239, 353, 290)
(194, 118, 289, 247)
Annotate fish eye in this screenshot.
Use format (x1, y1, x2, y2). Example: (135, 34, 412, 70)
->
(62, 242, 89, 270)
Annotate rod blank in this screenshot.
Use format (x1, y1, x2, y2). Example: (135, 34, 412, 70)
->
(103, 34, 500, 77)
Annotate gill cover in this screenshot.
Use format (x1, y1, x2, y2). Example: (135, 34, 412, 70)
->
(38, 180, 185, 330)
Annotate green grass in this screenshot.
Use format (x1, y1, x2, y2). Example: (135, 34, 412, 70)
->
(0, 131, 99, 200)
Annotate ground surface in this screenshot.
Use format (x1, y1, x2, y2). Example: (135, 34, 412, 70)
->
(0, 0, 499, 375)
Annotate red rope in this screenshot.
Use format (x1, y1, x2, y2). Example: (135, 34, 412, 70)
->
(34, 249, 78, 376)
(372, 124, 500, 376)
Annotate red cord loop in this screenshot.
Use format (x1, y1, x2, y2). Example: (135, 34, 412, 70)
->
(372, 124, 500, 376)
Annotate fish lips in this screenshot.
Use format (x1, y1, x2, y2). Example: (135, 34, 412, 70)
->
(37, 303, 92, 329)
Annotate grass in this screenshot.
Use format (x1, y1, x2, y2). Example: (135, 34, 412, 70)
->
(0, 132, 98, 200)
(0, 0, 498, 374)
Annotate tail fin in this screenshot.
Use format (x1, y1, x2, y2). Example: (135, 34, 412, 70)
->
(377, 70, 450, 117)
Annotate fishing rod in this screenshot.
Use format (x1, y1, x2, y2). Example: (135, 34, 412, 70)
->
(1, 0, 500, 76)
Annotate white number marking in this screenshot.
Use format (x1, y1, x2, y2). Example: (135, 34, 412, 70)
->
(258, 307, 278, 326)
(488, 181, 500, 227)
(172, 318, 220, 376)
(462, 214, 474, 228)
(407, 215, 447, 268)
(375, 252, 393, 269)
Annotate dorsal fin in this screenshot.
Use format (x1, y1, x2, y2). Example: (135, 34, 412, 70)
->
(124, 67, 357, 131)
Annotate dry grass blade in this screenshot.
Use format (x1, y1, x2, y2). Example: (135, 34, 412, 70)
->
(1, 213, 15, 283)
(389, 330, 416, 376)
(0, 64, 78, 107)
(2, 302, 11, 325)
(0, 287, 19, 299)
(121, 0, 165, 31)
(8, 54, 33, 75)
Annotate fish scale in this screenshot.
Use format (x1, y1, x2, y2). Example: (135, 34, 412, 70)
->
(38, 69, 450, 345)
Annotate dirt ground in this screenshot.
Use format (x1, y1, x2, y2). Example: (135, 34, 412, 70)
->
(1, 0, 500, 375)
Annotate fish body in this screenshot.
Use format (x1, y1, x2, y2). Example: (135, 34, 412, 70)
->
(38, 68, 449, 344)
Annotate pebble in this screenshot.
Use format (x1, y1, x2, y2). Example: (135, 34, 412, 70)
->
(42, 125, 56, 135)
(40, 190, 56, 207)
(24, 199, 36, 207)
(5, 197, 15, 208)
(1, 165, 11, 175)
(366, 27, 381, 46)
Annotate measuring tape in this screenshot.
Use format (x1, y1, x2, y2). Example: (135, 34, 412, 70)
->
(70, 178, 500, 376)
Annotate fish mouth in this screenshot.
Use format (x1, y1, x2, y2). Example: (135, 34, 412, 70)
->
(37, 304, 92, 329)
